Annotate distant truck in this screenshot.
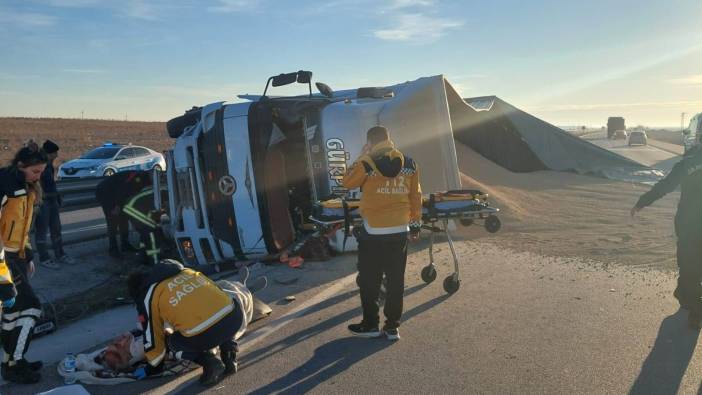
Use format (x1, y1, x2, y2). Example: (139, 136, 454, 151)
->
(607, 117, 626, 139)
(683, 112, 701, 154)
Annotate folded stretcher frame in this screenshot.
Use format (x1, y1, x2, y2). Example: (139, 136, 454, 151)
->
(309, 190, 502, 294)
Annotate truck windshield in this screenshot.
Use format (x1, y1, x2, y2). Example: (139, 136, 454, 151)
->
(81, 147, 120, 159)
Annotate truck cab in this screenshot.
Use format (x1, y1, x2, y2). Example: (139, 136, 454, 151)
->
(161, 71, 462, 266)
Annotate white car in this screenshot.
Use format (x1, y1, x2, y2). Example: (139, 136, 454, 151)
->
(628, 130, 648, 146)
(58, 143, 166, 179)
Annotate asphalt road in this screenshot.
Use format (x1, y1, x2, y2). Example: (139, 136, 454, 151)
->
(583, 132, 681, 174)
(20, 239, 692, 395)
(176, 243, 697, 395)
(59, 206, 106, 245)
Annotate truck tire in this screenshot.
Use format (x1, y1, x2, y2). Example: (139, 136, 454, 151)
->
(167, 107, 201, 138)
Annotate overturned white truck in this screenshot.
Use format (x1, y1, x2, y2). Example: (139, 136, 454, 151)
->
(159, 71, 477, 266)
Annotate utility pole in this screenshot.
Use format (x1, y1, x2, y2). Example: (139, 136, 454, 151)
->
(81, 110, 84, 120)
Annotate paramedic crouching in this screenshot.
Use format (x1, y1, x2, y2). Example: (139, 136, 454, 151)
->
(342, 126, 422, 341)
(631, 131, 702, 329)
(127, 260, 241, 386)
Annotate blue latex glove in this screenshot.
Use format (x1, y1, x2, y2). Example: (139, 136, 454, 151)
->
(2, 297, 15, 309)
(133, 367, 147, 380)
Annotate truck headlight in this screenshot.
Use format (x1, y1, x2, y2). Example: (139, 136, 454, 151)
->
(178, 238, 197, 265)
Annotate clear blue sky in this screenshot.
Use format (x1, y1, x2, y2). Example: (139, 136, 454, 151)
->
(1, 0, 701, 127)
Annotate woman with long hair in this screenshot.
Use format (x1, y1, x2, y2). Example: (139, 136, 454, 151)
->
(0, 140, 47, 384)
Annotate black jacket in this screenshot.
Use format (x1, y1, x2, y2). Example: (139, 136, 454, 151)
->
(636, 147, 702, 235)
(40, 161, 57, 196)
(95, 171, 150, 209)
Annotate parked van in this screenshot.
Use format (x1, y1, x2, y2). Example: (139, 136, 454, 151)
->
(159, 72, 469, 266)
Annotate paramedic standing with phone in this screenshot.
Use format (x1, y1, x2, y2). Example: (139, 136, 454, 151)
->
(342, 125, 422, 341)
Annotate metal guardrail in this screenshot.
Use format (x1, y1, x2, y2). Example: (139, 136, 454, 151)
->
(57, 177, 105, 212)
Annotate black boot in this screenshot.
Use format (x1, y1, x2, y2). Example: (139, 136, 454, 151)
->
(1, 360, 41, 384)
(221, 350, 238, 375)
(195, 353, 225, 386)
(23, 359, 43, 371)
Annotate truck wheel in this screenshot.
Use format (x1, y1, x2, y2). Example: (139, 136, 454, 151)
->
(167, 107, 201, 139)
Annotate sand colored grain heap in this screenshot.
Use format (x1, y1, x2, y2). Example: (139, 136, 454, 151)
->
(453, 140, 679, 270)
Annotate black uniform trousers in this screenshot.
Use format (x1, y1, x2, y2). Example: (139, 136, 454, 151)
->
(674, 232, 702, 314)
(100, 202, 130, 252)
(0, 253, 41, 363)
(166, 303, 242, 361)
(34, 196, 65, 262)
(357, 227, 408, 330)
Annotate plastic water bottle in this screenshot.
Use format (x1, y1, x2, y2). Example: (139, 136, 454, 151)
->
(64, 353, 77, 385)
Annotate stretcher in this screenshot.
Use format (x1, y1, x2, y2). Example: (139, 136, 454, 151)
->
(309, 189, 502, 294)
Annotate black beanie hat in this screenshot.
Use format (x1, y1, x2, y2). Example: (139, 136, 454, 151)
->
(42, 139, 59, 153)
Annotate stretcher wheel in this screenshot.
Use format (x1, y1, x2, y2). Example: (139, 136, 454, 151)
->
(421, 265, 437, 284)
(459, 218, 474, 227)
(485, 215, 501, 233)
(443, 275, 460, 294)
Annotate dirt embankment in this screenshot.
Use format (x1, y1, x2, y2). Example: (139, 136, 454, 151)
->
(646, 129, 683, 146)
(0, 117, 168, 165)
(454, 141, 678, 270)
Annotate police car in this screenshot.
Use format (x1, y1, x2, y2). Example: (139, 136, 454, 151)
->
(58, 143, 166, 179)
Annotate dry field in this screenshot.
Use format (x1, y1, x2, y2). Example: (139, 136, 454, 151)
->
(0, 117, 168, 166)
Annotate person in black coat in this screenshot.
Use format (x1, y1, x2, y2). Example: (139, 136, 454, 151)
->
(34, 140, 74, 269)
(95, 171, 151, 258)
(632, 133, 702, 328)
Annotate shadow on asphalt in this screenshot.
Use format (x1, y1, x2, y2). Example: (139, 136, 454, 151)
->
(179, 284, 448, 395)
(629, 309, 699, 395)
(245, 290, 450, 395)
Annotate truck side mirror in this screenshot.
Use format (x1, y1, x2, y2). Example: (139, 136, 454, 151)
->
(683, 129, 691, 136)
(272, 72, 298, 87)
(297, 70, 312, 84)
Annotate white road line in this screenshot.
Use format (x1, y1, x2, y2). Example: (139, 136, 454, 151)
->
(240, 273, 357, 352)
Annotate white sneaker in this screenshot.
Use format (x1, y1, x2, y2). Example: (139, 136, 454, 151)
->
(384, 328, 401, 341)
(57, 255, 76, 265)
(39, 259, 60, 270)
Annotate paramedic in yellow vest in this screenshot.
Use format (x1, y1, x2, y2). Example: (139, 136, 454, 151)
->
(342, 125, 422, 341)
(127, 259, 243, 386)
(0, 142, 47, 384)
